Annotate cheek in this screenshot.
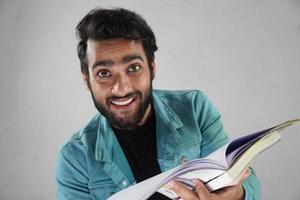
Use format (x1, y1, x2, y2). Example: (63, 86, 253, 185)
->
(90, 83, 111, 102)
(137, 72, 152, 89)
(135, 79, 151, 94)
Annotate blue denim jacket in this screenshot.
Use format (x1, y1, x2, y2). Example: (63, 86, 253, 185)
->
(56, 90, 260, 200)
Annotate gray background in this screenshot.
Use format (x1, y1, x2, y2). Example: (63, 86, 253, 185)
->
(0, 0, 299, 199)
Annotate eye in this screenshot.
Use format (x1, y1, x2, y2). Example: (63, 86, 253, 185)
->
(97, 69, 111, 78)
(128, 64, 141, 73)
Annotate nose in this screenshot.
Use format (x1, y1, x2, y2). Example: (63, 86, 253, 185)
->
(111, 73, 133, 97)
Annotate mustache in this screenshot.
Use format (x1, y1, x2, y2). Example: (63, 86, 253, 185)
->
(107, 91, 142, 101)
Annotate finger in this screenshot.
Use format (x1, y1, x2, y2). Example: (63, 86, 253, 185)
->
(213, 183, 245, 199)
(215, 185, 235, 196)
(193, 179, 212, 200)
(169, 180, 199, 200)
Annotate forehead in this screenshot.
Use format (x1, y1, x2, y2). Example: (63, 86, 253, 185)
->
(86, 39, 146, 64)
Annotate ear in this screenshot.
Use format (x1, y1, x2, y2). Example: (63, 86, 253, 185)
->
(82, 72, 91, 90)
(150, 61, 156, 80)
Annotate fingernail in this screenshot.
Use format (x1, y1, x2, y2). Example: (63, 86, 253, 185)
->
(192, 179, 201, 186)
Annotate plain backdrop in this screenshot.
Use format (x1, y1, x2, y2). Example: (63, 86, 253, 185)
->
(0, 0, 299, 199)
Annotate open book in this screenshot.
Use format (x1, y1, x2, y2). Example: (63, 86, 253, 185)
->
(108, 119, 299, 200)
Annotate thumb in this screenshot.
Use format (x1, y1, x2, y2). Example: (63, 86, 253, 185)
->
(193, 179, 212, 199)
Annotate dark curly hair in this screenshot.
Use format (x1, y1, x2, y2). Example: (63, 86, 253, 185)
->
(76, 8, 158, 76)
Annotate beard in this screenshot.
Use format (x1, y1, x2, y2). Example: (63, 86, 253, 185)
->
(90, 84, 152, 129)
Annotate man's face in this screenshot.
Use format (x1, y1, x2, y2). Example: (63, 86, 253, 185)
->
(84, 39, 155, 129)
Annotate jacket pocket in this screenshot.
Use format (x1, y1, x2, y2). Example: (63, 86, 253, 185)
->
(158, 139, 202, 172)
(176, 140, 201, 164)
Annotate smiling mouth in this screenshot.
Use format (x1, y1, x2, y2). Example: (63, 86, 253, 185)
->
(111, 97, 135, 107)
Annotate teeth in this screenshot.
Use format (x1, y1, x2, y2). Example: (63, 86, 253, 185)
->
(111, 98, 134, 106)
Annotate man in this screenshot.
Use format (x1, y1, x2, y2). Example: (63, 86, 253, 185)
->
(56, 8, 260, 200)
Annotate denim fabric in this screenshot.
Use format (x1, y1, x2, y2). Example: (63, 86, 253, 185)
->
(56, 90, 260, 200)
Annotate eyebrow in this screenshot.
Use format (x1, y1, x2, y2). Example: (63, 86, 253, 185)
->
(92, 54, 144, 70)
(92, 60, 114, 69)
(122, 54, 144, 63)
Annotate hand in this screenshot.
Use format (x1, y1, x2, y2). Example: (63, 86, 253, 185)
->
(168, 169, 250, 200)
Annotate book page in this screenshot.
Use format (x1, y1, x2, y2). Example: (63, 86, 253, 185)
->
(225, 127, 272, 164)
(108, 166, 180, 200)
(204, 143, 229, 167)
(225, 119, 300, 165)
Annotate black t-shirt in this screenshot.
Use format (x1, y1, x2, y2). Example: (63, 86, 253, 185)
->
(113, 113, 171, 200)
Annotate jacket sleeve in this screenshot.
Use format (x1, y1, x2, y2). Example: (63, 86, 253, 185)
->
(194, 90, 229, 157)
(55, 143, 92, 200)
(194, 91, 260, 200)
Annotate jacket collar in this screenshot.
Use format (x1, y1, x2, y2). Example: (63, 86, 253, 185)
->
(95, 115, 115, 162)
(152, 90, 183, 132)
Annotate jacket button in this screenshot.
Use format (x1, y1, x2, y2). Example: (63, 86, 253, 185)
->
(122, 179, 128, 187)
(180, 156, 189, 164)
